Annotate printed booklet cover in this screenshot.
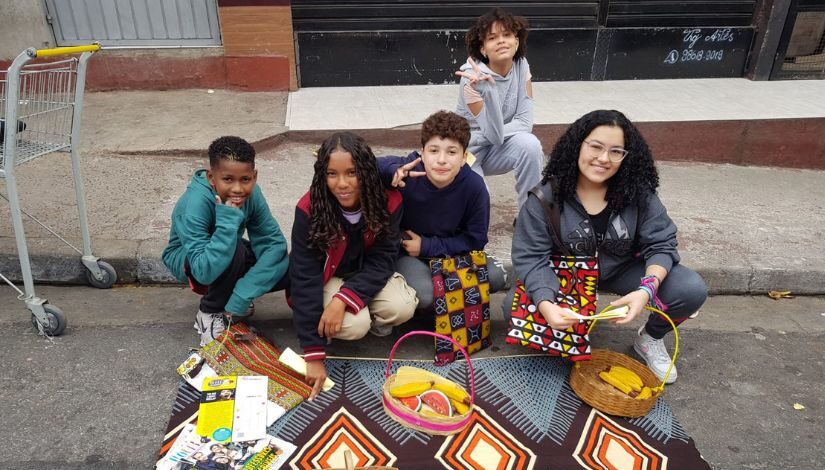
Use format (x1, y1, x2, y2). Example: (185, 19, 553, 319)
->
(156, 424, 297, 470)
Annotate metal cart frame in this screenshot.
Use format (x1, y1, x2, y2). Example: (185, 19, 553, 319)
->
(1, 44, 117, 336)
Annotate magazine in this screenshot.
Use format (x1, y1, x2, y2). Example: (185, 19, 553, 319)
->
(177, 435, 297, 470)
(155, 424, 202, 470)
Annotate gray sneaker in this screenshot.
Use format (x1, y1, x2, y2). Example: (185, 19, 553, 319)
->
(194, 310, 227, 347)
(369, 323, 393, 337)
(633, 326, 677, 384)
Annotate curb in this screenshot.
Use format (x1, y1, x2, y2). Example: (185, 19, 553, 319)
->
(88, 117, 825, 170)
(282, 118, 825, 170)
(2, 251, 823, 296)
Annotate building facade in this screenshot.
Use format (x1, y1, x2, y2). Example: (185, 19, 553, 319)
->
(1, 0, 822, 90)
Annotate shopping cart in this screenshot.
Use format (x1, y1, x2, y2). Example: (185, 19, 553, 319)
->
(1, 44, 117, 336)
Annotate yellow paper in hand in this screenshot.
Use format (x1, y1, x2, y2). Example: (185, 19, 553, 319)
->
(279, 348, 335, 391)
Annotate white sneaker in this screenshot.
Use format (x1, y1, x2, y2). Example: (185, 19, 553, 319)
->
(369, 323, 393, 337)
(194, 310, 227, 347)
(633, 326, 677, 384)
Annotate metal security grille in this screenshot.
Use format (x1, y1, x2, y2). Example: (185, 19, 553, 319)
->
(292, 0, 757, 86)
(44, 0, 222, 47)
(775, 0, 825, 79)
(292, 1, 599, 86)
(291, 1, 600, 31)
(606, 0, 757, 27)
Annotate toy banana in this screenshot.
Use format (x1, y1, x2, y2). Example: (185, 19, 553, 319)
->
(433, 382, 471, 405)
(419, 408, 444, 419)
(389, 381, 434, 398)
(393, 366, 443, 387)
(609, 366, 643, 392)
(636, 386, 653, 400)
(450, 398, 471, 415)
(599, 370, 633, 395)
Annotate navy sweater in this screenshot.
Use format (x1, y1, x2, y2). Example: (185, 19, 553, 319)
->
(377, 151, 490, 257)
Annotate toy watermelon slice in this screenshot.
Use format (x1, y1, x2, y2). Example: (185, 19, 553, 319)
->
(399, 395, 422, 412)
(419, 390, 453, 417)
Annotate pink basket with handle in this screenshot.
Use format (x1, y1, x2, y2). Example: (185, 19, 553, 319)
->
(381, 330, 476, 436)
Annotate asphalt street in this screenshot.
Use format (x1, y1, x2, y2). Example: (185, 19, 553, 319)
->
(1, 285, 823, 469)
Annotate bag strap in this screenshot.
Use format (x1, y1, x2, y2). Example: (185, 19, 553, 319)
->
(529, 186, 572, 257)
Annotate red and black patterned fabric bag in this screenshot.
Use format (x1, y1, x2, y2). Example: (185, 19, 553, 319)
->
(506, 255, 598, 360)
(505, 187, 598, 360)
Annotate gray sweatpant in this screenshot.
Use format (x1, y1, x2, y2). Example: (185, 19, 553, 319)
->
(396, 254, 508, 310)
(470, 132, 545, 208)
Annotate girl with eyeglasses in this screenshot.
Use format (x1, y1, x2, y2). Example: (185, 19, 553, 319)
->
(509, 109, 707, 384)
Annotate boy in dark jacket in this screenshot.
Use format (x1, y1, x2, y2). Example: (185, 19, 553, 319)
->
(163, 136, 289, 346)
(377, 111, 507, 310)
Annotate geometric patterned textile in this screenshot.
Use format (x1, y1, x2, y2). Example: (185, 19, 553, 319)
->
(199, 323, 312, 410)
(157, 380, 201, 459)
(289, 407, 397, 469)
(430, 251, 491, 365)
(156, 326, 312, 461)
(260, 356, 709, 469)
(435, 407, 536, 469)
(573, 409, 667, 469)
(506, 255, 599, 360)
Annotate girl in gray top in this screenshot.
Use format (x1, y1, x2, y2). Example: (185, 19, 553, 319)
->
(456, 8, 544, 209)
(509, 110, 707, 384)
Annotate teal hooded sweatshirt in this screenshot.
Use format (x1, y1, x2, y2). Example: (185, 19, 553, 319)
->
(162, 169, 288, 315)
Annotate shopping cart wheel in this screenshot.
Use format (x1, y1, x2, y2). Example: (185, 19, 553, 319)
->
(31, 304, 67, 336)
(86, 261, 117, 289)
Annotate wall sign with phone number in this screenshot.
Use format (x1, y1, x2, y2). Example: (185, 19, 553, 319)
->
(663, 28, 735, 64)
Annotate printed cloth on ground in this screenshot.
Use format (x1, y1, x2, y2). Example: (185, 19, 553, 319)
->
(247, 356, 705, 469)
(157, 324, 311, 461)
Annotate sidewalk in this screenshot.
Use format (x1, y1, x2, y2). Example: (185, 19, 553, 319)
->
(1, 79, 824, 294)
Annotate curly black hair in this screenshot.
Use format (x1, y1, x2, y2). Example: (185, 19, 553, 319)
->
(208, 136, 255, 168)
(420, 110, 470, 151)
(466, 8, 529, 64)
(308, 132, 390, 250)
(542, 110, 659, 213)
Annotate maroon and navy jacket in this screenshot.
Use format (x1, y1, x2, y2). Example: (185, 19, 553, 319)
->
(289, 189, 403, 361)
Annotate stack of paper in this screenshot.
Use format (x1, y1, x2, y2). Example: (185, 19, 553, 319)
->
(195, 375, 269, 443)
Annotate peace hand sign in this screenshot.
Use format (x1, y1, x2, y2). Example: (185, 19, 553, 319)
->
(392, 157, 427, 188)
(454, 58, 495, 88)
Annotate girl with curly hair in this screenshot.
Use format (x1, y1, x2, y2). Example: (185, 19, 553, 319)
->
(510, 110, 707, 383)
(290, 132, 418, 398)
(455, 7, 544, 209)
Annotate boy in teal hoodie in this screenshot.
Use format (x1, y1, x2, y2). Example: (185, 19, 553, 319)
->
(162, 136, 289, 346)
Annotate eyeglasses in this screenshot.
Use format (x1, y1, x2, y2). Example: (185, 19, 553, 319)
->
(583, 140, 629, 163)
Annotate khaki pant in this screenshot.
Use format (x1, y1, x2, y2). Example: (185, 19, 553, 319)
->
(323, 273, 418, 340)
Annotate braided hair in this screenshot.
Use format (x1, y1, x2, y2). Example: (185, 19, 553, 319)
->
(542, 110, 659, 213)
(308, 132, 390, 250)
(208, 136, 255, 168)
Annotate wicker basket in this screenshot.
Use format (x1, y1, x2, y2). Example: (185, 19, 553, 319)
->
(382, 331, 475, 436)
(569, 348, 663, 417)
(570, 306, 679, 418)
